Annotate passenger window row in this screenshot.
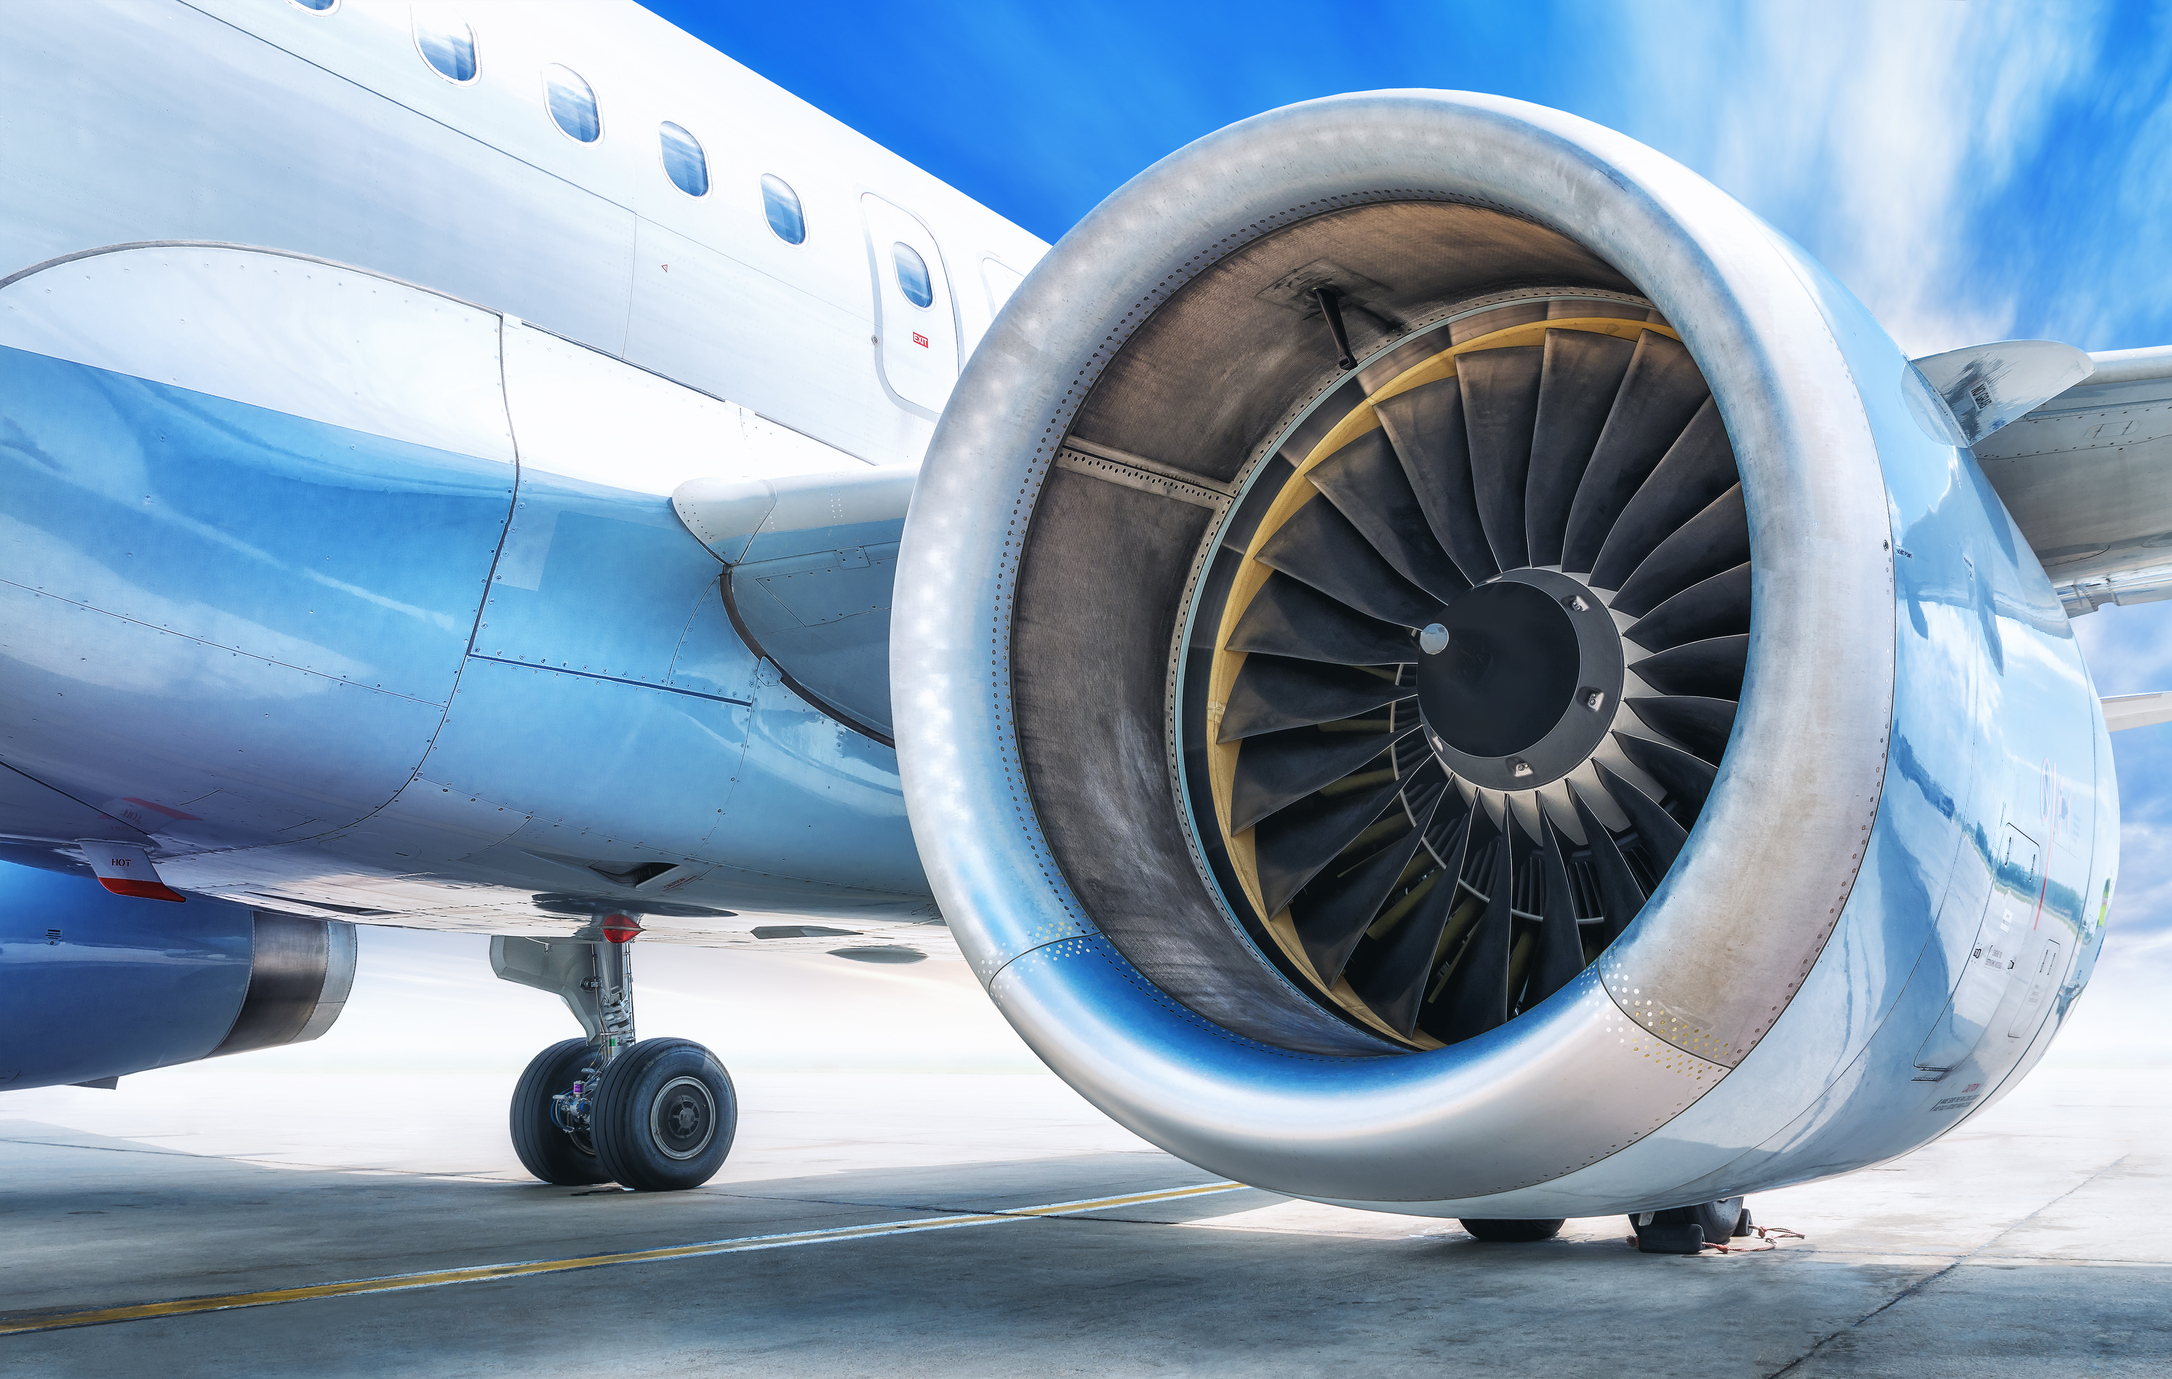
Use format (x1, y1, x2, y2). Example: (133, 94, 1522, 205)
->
(294, 1, 810, 247)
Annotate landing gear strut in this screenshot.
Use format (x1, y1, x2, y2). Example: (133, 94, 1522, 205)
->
(493, 919, 737, 1191)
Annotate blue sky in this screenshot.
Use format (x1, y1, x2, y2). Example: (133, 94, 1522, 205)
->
(653, 0, 2172, 357)
(650, 0, 2172, 955)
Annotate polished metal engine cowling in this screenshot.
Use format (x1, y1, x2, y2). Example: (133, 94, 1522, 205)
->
(894, 91, 2115, 1216)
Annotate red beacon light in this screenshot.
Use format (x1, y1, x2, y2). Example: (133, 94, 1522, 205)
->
(601, 915, 641, 944)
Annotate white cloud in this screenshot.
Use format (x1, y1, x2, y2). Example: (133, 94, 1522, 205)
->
(1597, 0, 2114, 353)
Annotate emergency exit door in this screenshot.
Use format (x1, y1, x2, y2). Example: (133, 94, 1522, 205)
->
(861, 193, 958, 416)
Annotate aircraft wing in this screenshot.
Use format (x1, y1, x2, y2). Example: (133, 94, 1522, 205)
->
(2104, 691, 2172, 732)
(1975, 345, 2172, 614)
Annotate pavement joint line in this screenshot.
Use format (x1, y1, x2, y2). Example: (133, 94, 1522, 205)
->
(0, 1136, 207, 1159)
(0, 1180, 1244, 1337)
(1765, 1154, 2131, 1378)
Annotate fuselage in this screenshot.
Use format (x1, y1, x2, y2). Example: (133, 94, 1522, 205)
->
(0, 0, 1047, 940)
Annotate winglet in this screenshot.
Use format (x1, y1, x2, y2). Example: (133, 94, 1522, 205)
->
(1907, 340, 2095, 447)
(77, 840, 186, 902)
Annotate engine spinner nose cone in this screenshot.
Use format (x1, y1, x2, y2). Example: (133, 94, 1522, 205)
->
(1422, 583, 1578, 755)
(1418, 568, 1625, 791)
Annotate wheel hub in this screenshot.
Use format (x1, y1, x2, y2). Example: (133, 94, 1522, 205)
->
(650, 1075, 717, 1160)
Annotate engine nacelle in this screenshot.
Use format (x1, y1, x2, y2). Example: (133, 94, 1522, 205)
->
(895, 92, 2115, 1215)
(0, 861, 355, 1091)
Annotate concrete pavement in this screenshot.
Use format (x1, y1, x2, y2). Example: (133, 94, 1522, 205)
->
(1, 1066, 2167, 1376)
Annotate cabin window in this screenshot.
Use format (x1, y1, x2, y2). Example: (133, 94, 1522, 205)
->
(761, 174, 806, 245)
(659, 122, 708, 197)
(892, 242, 934, 309)
(292, 0, 339, 11)
(412, 9, 477, 83)
(543, 64, 600, 143)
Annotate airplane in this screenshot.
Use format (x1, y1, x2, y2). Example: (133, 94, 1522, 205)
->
(4, 0, 2167, 1252)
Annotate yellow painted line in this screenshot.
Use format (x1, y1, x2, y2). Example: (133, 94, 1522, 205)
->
(0, 1181, 1244, 1337)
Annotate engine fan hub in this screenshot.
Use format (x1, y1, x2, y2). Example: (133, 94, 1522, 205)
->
(1419, 569, 1624, 791)
(1152, 289, 1748, 1051)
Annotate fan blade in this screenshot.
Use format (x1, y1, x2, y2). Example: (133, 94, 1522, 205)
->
(1257, 495, 1444, 628)
(1609, 485, 1749, 616)
(1290, 787, 1444, 986)
(1226, 572, 1415, 666)
(1374, 380, 1499, 584)
(1526, 329, 1637, 567)
(1587, 400, 1738, 591)
(1351, 799, 1483, 1036)
(1594, 760, 1689, 875)
(1559, 332, 1710, 573)
(1526, 814, 1585, 1007)
(1572, 786, 1647, 943)
(1630, 633, 1748, 700)
(1624, 562, 1751, 652)
(1230, 726, 1408, 833)
(1626, 695, 1737, 765)
(1220, 656, 1410, 742)
(1254, 769, 1411, 917)
(1457, 345, 1544, 570)
(1429, 813, 1522, 1042)
(1612, 731, 1718, 813)
(1309, 429, 1471, 604)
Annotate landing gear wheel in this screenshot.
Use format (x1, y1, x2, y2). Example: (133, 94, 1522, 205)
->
(592, 1037, 737, 1191)
(1628, 1196, 1746, 1251)
(511, 1037, 605, 1186)
(1458, 1218, 1566, 1242)
(1688, 1196, 1746, 1244)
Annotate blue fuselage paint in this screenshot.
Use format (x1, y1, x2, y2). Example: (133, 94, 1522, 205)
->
(0, 343, 929, 924)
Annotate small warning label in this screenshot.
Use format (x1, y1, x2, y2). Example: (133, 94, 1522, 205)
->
(1930, 1081, 1983, 1115)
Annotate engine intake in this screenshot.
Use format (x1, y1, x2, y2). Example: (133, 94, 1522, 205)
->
(1184, 297, 1743, 1050)
(895, 92, 2109, 1216)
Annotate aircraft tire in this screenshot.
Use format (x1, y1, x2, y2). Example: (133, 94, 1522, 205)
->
(511, 1037, 607, 1186)
(592, 1037, 737, 1191)
(1627, 1197, 1747, 1250)
(1690, 1196, 1747, 1244)
(1458, 1218, 1566, 1243)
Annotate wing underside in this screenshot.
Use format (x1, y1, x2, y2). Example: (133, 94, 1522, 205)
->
(1977, 345, 2172, 615)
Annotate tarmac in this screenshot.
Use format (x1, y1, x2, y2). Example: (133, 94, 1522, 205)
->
(2, 1061, 2169, 1377)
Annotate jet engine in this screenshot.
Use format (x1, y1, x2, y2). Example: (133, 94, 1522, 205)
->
(894, 92, 2116, 1217)
(0, 863, 356, 1091)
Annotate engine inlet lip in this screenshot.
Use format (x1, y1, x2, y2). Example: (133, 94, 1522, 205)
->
(898, 88, 1900, 1210)
(1418, 568, 1624, 791)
